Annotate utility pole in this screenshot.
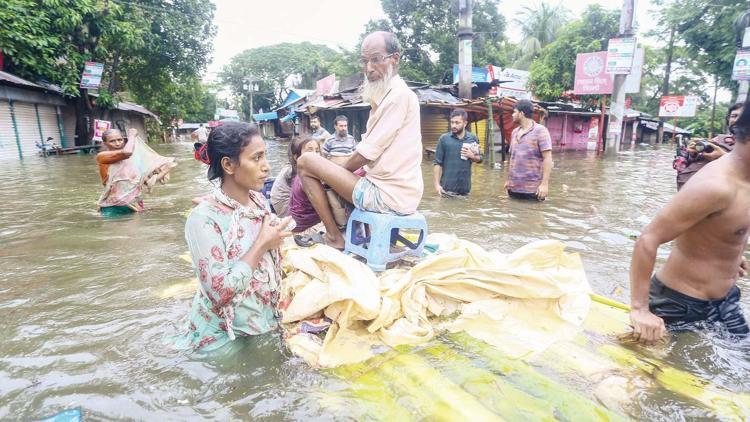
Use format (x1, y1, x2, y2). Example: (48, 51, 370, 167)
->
(656, 24, 675, 145)
(604, 0, 635, 157)
(243, 77, 256, 122)
(457, 0, 473, 99)
(736, 8, 750, 103)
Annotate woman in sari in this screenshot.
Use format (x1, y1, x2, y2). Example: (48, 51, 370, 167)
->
(175, 122, 293, 352)
(96, 128, 176, 216)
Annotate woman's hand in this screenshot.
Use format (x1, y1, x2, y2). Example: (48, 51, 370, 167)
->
(255, 215, 293, 251)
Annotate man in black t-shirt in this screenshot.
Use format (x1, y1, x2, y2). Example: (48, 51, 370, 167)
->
(433, 108, 482, 197)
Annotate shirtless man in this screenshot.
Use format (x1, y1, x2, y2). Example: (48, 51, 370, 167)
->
(630, 100, 750, 342)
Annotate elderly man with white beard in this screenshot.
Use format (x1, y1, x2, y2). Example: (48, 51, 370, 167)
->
(296, 31, 423, 249)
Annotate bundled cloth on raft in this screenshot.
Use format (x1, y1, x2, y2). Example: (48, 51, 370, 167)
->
(98, 137, 177, 210)
(278, 234, 592, 368)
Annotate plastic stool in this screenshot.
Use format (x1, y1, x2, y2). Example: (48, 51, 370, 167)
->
(344, 209, 428, 271)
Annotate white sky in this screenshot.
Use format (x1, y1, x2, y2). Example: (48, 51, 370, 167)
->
(207, 0, 658, 81)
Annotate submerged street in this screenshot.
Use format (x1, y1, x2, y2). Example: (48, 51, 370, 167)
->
(2, 142, 749, 419)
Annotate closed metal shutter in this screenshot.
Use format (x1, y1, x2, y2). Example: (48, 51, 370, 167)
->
(38, 104, 62, 147)
(13, 101, 43, 158)
(63, 107, 76, 147)
(470, 119, 488, 153)
(0, 100, 20, 161)
(421, 109, 450, 153)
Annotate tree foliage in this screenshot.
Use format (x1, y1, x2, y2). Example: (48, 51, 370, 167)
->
(220, 42, 356, 115)
(628, 45, 708, 116)
(683, 101, 730, 138)
(511, 1, 570, 69)
(653, 0, 745, 93)
(0, 0, 215, 139)
(372, 0, 509, 83)
(528, 5, 620, 101)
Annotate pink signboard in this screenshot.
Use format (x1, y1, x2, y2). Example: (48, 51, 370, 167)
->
(573, 52, 613, 95)
(92, 119, 111, 142)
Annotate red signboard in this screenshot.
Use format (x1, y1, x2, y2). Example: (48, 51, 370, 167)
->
(574, 52, 613, 95)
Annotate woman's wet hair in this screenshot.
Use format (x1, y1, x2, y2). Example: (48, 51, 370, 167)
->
(203, 121, 261, 181)
(732, 99, 750, 143)
(289, 137, 317, 176)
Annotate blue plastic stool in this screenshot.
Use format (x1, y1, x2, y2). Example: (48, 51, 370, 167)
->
(344, 209, 428, 272)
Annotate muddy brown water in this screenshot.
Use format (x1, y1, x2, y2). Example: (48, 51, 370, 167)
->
(1, 140, 749, 420)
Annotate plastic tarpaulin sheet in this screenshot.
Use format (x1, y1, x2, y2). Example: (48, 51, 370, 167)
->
(278, 235, 591, 368)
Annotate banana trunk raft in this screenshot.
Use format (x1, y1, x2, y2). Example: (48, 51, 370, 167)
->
(172, 235, 750, 420)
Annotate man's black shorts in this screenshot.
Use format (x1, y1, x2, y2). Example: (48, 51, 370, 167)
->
(649, 275, 749, 337)
(507, 190, 543, 201)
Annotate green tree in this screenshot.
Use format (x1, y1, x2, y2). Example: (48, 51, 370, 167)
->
(220, 42, 354, 115)
(511, 2, 570, 70)
(0, 0, 215, 142)
(371, 0, 509, 83)
(683, 102, 731, 138)
(527, 5, 620, 101)
(629, 45, 708, 116)
(654, 0, 745, 94)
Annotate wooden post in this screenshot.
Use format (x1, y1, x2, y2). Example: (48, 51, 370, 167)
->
(486, 98, 495, 166)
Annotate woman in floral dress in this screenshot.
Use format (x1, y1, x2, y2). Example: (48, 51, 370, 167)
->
(175, 122, 293, 352)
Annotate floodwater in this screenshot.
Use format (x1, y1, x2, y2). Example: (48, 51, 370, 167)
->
(1, 140, 749, 420)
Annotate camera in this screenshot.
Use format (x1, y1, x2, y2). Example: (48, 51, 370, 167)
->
(694, 141, 714, 153)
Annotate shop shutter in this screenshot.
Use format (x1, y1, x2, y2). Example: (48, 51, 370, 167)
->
(63, 107, 76, 147)
(38, 105, 62, 147)
(420, 109, 450, 153)
(470, 119, 488, 153)
(12, 101, 43, 158)
(0, 100, 20, 161)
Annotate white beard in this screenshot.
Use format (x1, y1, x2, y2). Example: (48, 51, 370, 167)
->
(362, 65, 395, 105)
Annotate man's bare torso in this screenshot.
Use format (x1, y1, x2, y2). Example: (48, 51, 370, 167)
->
(658, 156, 750, 300)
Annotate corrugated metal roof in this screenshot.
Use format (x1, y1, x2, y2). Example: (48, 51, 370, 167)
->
(0, 71, 62, 93)
(115, 101, 160, 123)
(414, 88, 462, 105)
(0, 71, 43, 88)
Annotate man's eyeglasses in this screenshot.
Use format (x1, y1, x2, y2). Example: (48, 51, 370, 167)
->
(358, 53, 395, 67)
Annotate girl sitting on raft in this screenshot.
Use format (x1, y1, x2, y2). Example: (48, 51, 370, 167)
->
(175, 122, 293, 352)
(289, 137, 324, 234)
(287, 137, 351, 246)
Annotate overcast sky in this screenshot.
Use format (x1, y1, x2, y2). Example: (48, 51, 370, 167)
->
(207, 0, 657, 80)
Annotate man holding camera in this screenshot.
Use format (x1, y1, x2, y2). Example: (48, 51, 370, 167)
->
(675, 104, 744, 190)
(629, 100, 750, 343)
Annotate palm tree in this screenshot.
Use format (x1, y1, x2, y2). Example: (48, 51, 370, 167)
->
(511, 1, 570, 69)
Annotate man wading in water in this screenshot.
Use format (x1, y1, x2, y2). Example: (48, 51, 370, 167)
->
(629, 99, 750, 343)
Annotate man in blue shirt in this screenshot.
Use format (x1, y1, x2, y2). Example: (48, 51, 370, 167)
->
(433, 109, 482, 197)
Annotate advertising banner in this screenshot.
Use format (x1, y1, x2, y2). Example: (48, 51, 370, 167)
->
(606, 37, 637, 74)
(80, 62, 104, 89)
(574, 52, 613, 95)
(658, 95, 699, 118)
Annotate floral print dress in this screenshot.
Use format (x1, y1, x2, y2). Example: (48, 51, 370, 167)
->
(174, 188, 282, 352)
